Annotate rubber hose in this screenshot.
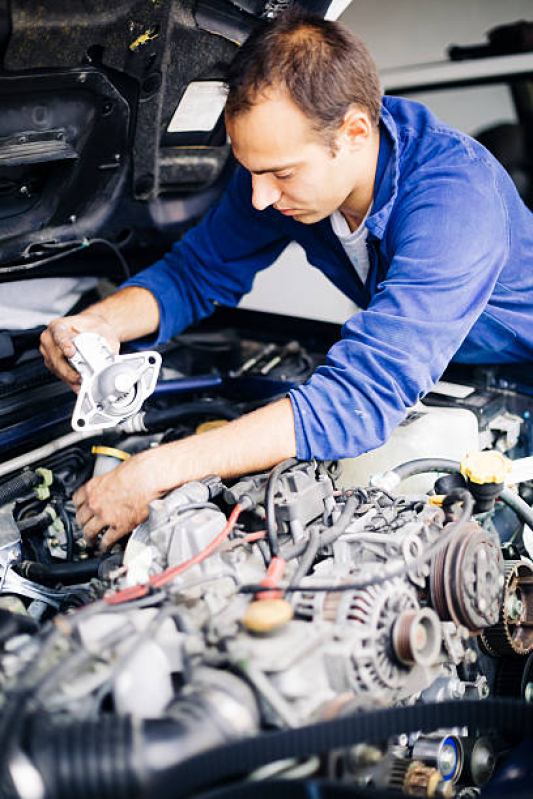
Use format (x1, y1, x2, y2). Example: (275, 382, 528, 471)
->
(28, 715, 140, 799)
(265, 458, 299, 557)
(392, 458, 461, 480)
(0, 471, 40, 507)
(26, 698, 533, 799)
(283, 495, 358, 561)
(500, 487, 533, 530)
(391, 458, 533, 530)
(18, 558, 103, 586)
(27, 673, 259, 799)
(289, 529, 321, 587)
(54, 501, 74, 562)
(17, 511, 54, 535)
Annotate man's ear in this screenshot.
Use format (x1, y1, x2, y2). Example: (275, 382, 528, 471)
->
(339, 106, 373, 150)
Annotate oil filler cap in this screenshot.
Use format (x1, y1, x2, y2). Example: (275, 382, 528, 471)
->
(461, 451, 512, 514)
(460, 451, 512, 485)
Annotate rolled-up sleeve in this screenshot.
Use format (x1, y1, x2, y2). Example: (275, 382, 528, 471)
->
(289, 160, 509, 460)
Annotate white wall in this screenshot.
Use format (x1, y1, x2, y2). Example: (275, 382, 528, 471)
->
(339, 0, 533, 71)
(238, 0, 532, 323)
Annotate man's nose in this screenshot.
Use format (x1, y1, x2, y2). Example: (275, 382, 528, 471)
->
(251, 174, 281, 211)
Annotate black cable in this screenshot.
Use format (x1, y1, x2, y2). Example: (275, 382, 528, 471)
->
(0, 243, 86, 275)
(53, 500, 74, 562)
(0, 237, 131, 280)
(289, 529, 321, 587)
(282, 496, 358, 562)
(256, 539, 271, 568)
(265, 458, 299, 557)
(86, 238, 131, 281)
(242, 490, 474, 595)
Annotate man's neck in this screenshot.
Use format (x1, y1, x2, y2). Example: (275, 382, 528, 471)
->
(338, 128, 380, 233)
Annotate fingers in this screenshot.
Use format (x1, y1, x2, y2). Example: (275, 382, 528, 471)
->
(100, 526, 123, 551)
(40, 321, 82, 391)
(73, 472, 143, 551)
(40, 312, 121, 391)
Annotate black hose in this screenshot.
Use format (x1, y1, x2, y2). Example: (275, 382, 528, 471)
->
(27, 670, 259, 799)
(289, 529, 321, 587)
(256, 539, 271, 568)
(500, 487, 533, 531)
(245, 491, 474, 595)
(391, 457, 533, 531)
(24, 696, 533, 799)
(0, 471, 40, 507)
(265, 458, 299, 557)
(143, 401, 240, 432)
(17, 511, 54, 535)
(282, 496, 358, 562)
(53, 501, 74, 562)
(392, 458, 461, 481)
(17, 558, 104, 586)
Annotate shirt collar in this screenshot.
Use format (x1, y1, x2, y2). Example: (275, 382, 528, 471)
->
(365, 100, 400, 240)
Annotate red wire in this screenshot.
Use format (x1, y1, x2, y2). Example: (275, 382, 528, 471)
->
(104, 503, 243, 604)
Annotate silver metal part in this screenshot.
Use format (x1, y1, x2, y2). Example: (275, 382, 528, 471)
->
(69, 332, 161, 431)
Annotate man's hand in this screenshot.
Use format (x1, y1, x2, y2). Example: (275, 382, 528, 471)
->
(73, 448, 163, 550)
(40, 311, 120, 392)
(72, 398, 297, 551)
(40, 286, 161, 392)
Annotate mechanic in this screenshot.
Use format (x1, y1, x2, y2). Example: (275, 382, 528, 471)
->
(40, 8, 533, 550)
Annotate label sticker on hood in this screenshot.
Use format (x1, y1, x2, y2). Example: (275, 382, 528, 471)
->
(167, 81, 226, 133)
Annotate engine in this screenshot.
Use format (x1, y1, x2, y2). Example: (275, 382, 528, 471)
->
(1, 425, 533, 799)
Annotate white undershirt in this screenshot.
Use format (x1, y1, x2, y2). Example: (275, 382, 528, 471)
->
(330, 206, 371, 285)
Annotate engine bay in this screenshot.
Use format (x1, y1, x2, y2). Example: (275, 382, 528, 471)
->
(1, 312, 533, 799)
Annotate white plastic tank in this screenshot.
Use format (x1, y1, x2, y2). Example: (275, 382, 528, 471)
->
(337, 402, 479, 494)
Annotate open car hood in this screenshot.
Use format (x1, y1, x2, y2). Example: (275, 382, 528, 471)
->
(0, 0, 344, 284)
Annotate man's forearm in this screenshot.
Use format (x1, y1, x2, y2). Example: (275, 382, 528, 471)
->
(75, 397, 298, 549)
(151, 398, 298, 490)
(85, 286, 161, 343)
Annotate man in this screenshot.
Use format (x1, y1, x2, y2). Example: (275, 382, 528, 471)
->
(40, 9, 533, 550)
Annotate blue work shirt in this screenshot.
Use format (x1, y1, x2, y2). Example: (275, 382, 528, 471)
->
(123, 95, 533, 460)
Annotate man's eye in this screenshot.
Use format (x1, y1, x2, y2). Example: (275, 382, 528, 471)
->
(276, 172, 293, 181)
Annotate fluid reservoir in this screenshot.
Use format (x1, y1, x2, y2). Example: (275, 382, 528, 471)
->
(337, 403, 479, 494)
(92, 446, 130, 477)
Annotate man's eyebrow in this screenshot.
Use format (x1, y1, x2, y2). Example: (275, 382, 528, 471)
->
(251, 163, 299, 175)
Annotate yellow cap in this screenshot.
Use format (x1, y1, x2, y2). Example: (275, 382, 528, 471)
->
(460, 450, 512, 485)
(243, 599, 293, 634)
(91, 446, 130, 461)
(196, 419, 229, 435)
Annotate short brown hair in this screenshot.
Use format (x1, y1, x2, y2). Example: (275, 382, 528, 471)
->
(224, 7, 382, 147)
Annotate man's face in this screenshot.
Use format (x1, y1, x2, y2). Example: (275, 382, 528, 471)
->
(226, 89, 373, 225)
